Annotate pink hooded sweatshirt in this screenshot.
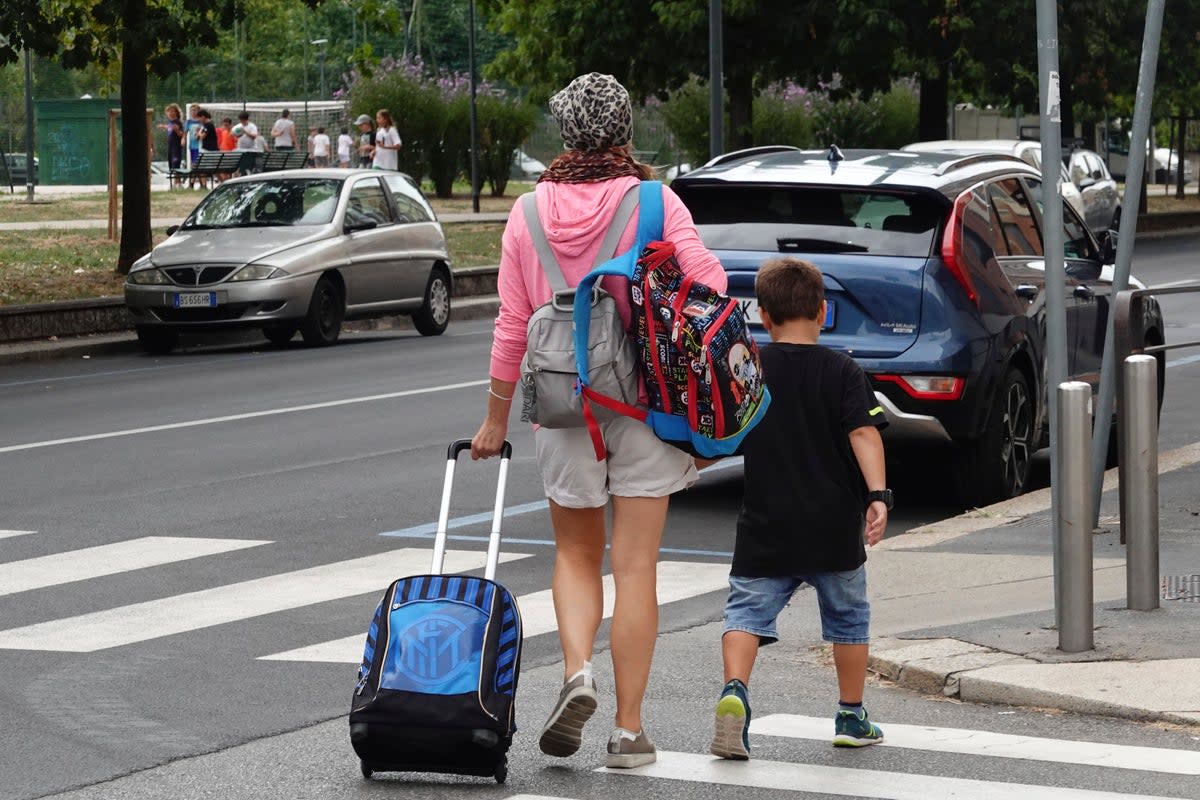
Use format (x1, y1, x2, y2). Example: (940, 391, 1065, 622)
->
(489, 176, 728, 382)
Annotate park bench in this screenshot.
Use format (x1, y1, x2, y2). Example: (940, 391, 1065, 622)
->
(169, 150, 225, 190)
(260, 151, 310, 172)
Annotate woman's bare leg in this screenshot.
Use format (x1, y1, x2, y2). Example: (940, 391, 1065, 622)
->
(549, 500, 607, 678)
(608, 494, 669, 731)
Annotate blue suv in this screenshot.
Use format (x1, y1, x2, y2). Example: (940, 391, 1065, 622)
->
(672, 147, 1164, 506)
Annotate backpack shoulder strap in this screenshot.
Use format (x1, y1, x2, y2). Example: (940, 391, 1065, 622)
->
(592, 184, 641, 267)
(521, 192, 567, 293)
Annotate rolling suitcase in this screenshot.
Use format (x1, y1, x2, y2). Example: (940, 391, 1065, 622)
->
(350, 439, 522, 784)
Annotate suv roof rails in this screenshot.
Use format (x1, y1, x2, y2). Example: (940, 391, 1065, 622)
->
(702, 145, 801, 169)
(935, 152, 1029, 176)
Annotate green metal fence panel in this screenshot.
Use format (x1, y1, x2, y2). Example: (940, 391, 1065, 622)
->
(35, 99, 123, 185)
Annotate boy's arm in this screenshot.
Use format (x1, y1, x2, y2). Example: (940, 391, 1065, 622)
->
(849, 424, 887, 546)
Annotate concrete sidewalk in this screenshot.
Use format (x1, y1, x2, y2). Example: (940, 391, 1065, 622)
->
(866, 444, 1200, 727)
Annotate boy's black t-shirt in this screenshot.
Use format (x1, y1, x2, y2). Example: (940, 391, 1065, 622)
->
(733, 343, 886, 577)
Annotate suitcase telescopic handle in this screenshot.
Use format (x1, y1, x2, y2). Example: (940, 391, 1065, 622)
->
(430, 438, 513, 579)
(447, 439, 512, 461)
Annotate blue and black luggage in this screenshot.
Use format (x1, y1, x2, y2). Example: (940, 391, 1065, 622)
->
(350, 439, 522, 784)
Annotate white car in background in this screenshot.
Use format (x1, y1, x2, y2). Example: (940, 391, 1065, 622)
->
(901, 139, 1086, 222)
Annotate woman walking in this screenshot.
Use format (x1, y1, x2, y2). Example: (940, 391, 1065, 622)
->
(470, 73, 726, 768)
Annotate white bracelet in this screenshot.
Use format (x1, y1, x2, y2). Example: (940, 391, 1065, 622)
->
(488, 387, 512, 402)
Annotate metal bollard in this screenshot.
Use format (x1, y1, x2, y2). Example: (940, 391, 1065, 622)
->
(1056, 381, 1094, 652)
(1122, 355, 1160, 610)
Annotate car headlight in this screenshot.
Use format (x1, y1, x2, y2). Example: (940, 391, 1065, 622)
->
(228, 265, 287, 281)
(127, 268, 171, 285)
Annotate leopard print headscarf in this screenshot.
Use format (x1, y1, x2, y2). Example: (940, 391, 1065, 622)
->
(549, 73, 633, 153)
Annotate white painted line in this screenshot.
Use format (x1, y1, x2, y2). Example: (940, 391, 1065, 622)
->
(599, 750, 1182, 799)
(1167, 353, 1200, 369)
(0, 379, 488, 454)
(0, 536, 271, 598)
(0, 548, 528, 652)
(752, 714, 1200, 776)
(258, 560, 731, 662)
(0, 530, 36, 540)
(501, 796, 576, 800)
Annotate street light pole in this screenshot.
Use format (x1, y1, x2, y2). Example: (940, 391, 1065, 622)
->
(468, 0, 480, 213)
(23, 48, 35, 202)
(311, 39, 329, 101)
(708, 0, 724, 159)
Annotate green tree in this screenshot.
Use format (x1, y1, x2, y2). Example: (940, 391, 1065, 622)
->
(0, 0, 246, 271)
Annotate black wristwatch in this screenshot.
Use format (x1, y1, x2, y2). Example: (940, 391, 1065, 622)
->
(866, 489, 894, 510)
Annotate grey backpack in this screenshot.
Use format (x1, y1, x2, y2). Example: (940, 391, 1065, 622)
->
(519, 187, 641, 429)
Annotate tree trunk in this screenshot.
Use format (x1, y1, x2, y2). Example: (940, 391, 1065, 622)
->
(726, 68, 753, 152)
(117, 0, 153, 274)
(918, 75, 948, 140)
(1059, 77, 1075, 145)
(1176, 115, 1187, 200)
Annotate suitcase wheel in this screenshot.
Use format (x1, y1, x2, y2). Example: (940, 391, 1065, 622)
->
(360, 760, 373, 780)
(494, 756, 508, 784)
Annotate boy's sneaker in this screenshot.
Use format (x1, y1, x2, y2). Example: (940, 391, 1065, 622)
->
(538, 671, 598, 757)
(709, 679, 751, 760)
(606, 727, 657, 768)
(832, 707, 884, 747)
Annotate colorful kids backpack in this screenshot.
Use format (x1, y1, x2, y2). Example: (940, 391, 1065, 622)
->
(572, 180, 771, 460)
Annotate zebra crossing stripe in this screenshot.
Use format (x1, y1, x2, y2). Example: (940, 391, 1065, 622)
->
(752, 714, 1200, 776)
(0, 536, 271, 599)
(599, 750, 1183, 799)
(257, 560, 732, 663)
(0, 549, 529, 652)
(0, 530, 36, 540)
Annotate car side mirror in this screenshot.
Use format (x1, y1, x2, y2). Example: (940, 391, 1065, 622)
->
(344, 219, 378, 233)
(1099, 229, 1118, 263)
(166, 224, 180, 236)
(1077, 176, 1096, 189)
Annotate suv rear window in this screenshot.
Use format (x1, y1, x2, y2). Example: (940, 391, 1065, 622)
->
(675, 185, 944, 257)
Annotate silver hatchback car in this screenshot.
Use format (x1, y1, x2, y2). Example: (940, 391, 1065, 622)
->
(125, 169, 452, 354)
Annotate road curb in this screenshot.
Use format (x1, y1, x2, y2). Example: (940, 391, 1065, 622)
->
(0, 295, 501, 365)
(868, 637, 1200, 726)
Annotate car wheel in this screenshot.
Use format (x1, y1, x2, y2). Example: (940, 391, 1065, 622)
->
(412, 267, 451, 337)
(136, 326, 178, 355)
(263, 324, 298, 346)
(299, 276, 344, 346)
(953, 369, 1034, 507)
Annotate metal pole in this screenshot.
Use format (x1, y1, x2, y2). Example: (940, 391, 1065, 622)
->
(23, 48, 34, 202)
(1122, 355, 1160, 610)
(708, 0, 723, 159)
(1036, 0, 1069, 545)
(1090, 0, 1165, 525)
(1056, 381, 1094, 652)
(468, 0, 480, 214)
(319, 50, 326, 99)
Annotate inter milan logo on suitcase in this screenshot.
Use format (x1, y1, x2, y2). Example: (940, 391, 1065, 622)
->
(398, 614, 472, 688)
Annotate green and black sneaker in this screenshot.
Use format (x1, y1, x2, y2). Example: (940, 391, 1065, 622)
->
(709, 679, 751, 760)
(832, 706, 884, 747)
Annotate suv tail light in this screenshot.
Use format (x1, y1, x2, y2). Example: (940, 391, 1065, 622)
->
(940, 193, 980, 307)
(875, 374, 965, 401)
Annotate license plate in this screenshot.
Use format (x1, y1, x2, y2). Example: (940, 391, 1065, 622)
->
(737, 297, 835, 330)
(173, 292, 217, 308)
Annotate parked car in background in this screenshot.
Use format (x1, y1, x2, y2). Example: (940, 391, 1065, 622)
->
(510, 149, 546, 180)
(2, 153, 38, 186)
(901, 139, 1086, 223)
(125, 169, 452, 354)
(1065, 147, 1122, 234)
(1104, 134, 1194, 184)
(672, 146, 1164, 506)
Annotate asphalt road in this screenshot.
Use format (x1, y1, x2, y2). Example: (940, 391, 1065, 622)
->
(0, 233, 1198, 799)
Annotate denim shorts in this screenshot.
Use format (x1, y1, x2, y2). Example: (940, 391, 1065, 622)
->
(723, 567, 870, 645)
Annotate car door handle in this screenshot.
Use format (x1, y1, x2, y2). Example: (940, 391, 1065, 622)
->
(1073, 285, 1095, 299)
(1015, 284, 1040, 299)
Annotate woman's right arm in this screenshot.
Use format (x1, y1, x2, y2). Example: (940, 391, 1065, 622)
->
(473, 208, 535, 459)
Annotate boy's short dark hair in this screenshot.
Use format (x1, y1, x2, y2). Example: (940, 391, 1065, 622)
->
(237, 111, 250, 121)
(755, 257, 825, 323)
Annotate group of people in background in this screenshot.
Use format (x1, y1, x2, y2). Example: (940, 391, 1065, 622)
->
(161, 105, 402, 181)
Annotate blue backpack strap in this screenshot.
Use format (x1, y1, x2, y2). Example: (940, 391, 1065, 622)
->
(572, 181, 664, 381)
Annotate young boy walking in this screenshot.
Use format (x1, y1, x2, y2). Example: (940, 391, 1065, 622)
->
(710, 257, 892, 759)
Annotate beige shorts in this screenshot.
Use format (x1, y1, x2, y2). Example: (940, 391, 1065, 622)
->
(534, 416, 698, 508)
